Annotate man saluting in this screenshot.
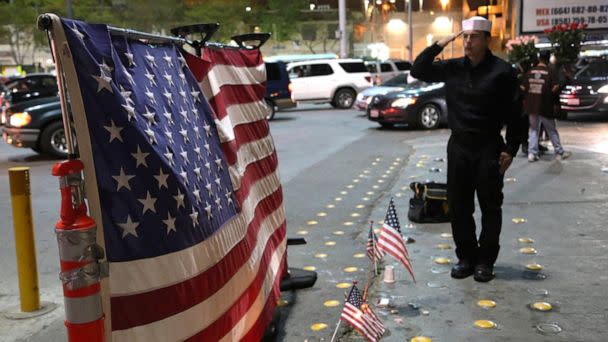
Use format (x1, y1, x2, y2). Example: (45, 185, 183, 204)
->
(410, 17, 524, 282)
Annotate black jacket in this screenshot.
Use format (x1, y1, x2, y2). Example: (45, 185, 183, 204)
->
(411, 43, 524, 156)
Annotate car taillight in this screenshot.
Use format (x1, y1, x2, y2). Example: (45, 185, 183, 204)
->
(365, 76, 372, 84)
(288, 82, 293, 93)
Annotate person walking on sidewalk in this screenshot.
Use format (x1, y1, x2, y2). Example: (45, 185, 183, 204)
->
(522, 50, 571, 162)
(410, 17, 524, 282)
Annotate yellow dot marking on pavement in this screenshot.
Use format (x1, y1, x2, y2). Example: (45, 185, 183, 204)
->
(416, 163, 425, 168)
(347, 184, 354, 189)
(307, 220, 318, 226)
(396, 158, 402, 161)
(518, 237, 534, 244)
(385, 170, 392, 174)
(531, 302, 553, 311)
(277, 299, 289, 307)
(477, 300, 497, 309)
(377, 179, 385, 183)
(333, 230, 345, 236)
(353, 253, 366, 258)
(372, 162, 378, 166)
(378, 220, 385, 225)
(372, 185, 380, 189)
(396, 193, 403, 197)
(401, 186, 409, 191)
(474, 320, 497, 329)
(335, 197, 343, 201)
(344, 267, 358, 273)
(512, 217, 527, 224)
(526, 263, 543, 271)
(325, 241, 336, 246)
(408, 175, 418, 179)
(376, 157, 382, 161)
(310, 323, 328, 331)
(317, 212, 328, 217)
(367, 191, 374, 195)
(389, 166, 396, 170)
(506, 177, 517, 182)
(336, 282, 351, 289)
(297, 230, 308, 235)
(520, 247, 538, 255)
(411, 337, 432, 342)
(315, 253, 328, 258)
(434, 257, 451, 265)
(356, 204, 365, 209)
(382, 174, 388, 178)
(353, 179, 360, 183)
(326, 204, 335, 209)
(436, 243, 452, 250)
(362, 197, 370, 201)
(343, 221, 354, 226)
(303, 266, 316, 271)
(340, 191, 348, 195)
(351, 213, 360, 217)
(440, 233, 453, 238)
(393, 162, 399, 166)
(324, 300, 341, 308)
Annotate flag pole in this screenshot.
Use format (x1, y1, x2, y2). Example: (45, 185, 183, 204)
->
(369, 221, 378, 276)
(332, 283, 355, 342)
(330, 320, 342, 342)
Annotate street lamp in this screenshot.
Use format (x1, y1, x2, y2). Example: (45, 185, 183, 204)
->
(245, 6, 252, 12)
(440, 0, 449, 11)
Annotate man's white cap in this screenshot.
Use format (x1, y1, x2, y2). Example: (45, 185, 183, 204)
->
(462, 16, 492, 32)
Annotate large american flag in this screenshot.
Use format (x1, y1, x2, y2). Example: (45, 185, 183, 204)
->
(340, 283, 384, 342)
(377, 198, 415, 282)
(53, 16, 286, 341)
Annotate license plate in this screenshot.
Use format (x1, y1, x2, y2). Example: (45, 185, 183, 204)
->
(370, 109, 379, 118)
(567, 98, 580, 106)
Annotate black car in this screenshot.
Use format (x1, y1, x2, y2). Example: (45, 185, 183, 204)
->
(560, 59, 608, 116)
(2, 73, 58, 104)
(264, 61, 296, 120)
(367, 81, 447, 129)
(2, 96, 67, 158)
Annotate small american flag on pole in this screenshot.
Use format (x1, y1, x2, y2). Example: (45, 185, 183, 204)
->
(340, 283, 384, 342)
(366, 222, 384, 262)
(51, 15, 286, 341)
(377, 198, 415, 282)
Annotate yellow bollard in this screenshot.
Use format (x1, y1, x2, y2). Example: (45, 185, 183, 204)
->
(8, 166, 40, 312)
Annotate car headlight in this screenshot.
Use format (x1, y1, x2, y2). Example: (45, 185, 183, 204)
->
(9, 112, 31, 127)
(366, 96, 373, 104)
(598, 84, 608, 94)
(391, 97, 417, 108)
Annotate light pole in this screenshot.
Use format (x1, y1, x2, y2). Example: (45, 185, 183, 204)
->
(407, 0, 413, 62)
(339, 0, 347, 57)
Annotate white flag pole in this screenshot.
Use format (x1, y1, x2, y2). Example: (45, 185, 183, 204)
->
(330, 319, 342, 342)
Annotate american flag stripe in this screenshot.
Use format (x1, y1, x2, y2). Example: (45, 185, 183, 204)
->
(209, 86, 267, 119)
(341, 304, 378, 342)
(227, 137, 276, 187)
(199, 65, 266, 98)
(364, 308, 385, 336)
(378, 224, 410, 257)
(110, 195, 285, 329)
(108, 170, 282, 295)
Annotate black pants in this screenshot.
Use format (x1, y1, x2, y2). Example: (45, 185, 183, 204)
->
(447, 133, 504, 266)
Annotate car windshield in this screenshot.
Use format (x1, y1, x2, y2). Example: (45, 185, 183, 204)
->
(381, 74, 407, 86)
(574, 61, 608, 80)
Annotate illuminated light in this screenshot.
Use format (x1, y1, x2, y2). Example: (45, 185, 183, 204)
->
(392, 97, 417, 108)
(344, 267, 358, 273)
(426, 33, 434, 47)
(324, 300, 340, 307)
(303, 266, 316, 271)
(245, 6, 251, 12)
(531, 302, 553, 311)
(387, 19, 407, 33)
(310, 323, 328, 331)
(474, 320, 497, 329)
(434, 257, 451, 265)
(307, 220, 318, 225)
(526, 263, 543, 271)
(325, 241, 336, 246)
(336, 282, 351, 289)
(520, 247, 538, 255)
(315, 253, 328, 258)
(433, 16, 452, 32)
(477, 300, 497, 309)
(9, 112, 31, 127)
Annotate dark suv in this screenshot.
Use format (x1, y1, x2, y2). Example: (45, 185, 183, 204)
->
(1, 73, 58, 125)
(560, 59, 608, 115)
(265, 61, 295, 120)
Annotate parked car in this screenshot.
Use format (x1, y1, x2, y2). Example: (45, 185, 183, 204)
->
(355, 73, 409, 111)
(2, 96, 68, 158)
(287, 59, 372, 109)
(3, 73, 58, 104)
(559, 59, 608, 116)
(365, 59, 412, 85)
(265, 61, 296, 120)
(367, 81, 446, 129)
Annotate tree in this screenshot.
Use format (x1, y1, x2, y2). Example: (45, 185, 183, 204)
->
(0, 0, 49, 65)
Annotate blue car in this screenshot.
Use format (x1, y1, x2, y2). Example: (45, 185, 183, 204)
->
(265, 61, 295, 120)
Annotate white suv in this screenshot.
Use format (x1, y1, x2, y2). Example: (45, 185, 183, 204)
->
(287, 59, 372, 109)
(365, 60, 412, 85)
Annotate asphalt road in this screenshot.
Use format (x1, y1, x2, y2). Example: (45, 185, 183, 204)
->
(0, 105, 607, 341)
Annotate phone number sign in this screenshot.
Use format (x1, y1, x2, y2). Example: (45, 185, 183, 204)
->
(521, 0, 608, 33)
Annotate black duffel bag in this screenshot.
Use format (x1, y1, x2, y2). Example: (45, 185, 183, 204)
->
(408, 182, 449, 223)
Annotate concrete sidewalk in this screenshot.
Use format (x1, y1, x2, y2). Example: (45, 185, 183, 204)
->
(343, 135, 608, 341)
